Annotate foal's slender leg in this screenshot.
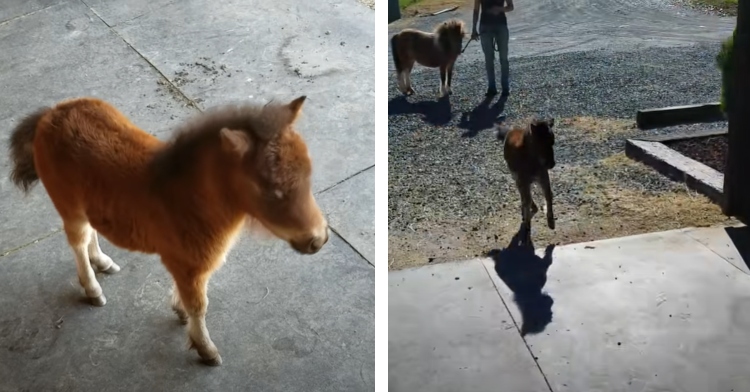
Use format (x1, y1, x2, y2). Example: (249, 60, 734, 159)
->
(405, 67, 416, 95)
(438, 64, 447, 97)
(447, 61, 454, 95)
(88, 230, 120, 274)
(170, 281, 188, 325)
(539, 171, 556, 230)
(174, 270, 221, 365)
(516, 177, 534, 244)
(64, 221, 106, 306)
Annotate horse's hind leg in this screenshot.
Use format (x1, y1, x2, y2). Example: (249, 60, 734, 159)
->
(170, 281, 188, 325)
(88, 230, 120, 274)
(64, 221, 106, 306)
(173, 269, 221, 366)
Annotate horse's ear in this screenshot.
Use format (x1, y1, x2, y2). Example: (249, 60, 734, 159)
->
(548, 118, 555, 127)
(220, 128, 251, 157)
(288, 95, 307, 122)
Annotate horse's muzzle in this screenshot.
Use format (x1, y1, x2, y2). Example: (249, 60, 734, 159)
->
(290, 226, 329, 255)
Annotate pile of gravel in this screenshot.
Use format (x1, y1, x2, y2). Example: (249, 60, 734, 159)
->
(388, 43, 726, 232)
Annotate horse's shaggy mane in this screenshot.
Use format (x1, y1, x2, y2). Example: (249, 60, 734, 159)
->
(434, 19, 466, 57)
(150, 101, 296, 183)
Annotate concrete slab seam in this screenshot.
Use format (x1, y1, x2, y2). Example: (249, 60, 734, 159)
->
(480, 259, 555, 392)
(80, 0, 201, 111)
(315, 164, 375, 196)
(329, 226, 373, 268)
(0, 2, 64, 27)
(682, 229, 750, 276)
(0, 228, 62, 258)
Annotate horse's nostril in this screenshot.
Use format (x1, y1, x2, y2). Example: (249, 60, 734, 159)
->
(309, 237, 324, 253)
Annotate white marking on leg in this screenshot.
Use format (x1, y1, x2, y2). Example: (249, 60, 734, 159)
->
(88, 230, 120, 273)
(66, 223, 105, 306)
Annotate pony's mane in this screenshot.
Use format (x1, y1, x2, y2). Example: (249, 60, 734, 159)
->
(150, 101, 294, 183)
(433, 19, 464, 36)
(434, 19, 465, 56)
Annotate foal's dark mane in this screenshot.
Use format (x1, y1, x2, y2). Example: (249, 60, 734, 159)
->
(150, 101, 294, 184)
(434, 19, 465, 56)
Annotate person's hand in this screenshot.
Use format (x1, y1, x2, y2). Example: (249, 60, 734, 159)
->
(471, 30, 479, 41)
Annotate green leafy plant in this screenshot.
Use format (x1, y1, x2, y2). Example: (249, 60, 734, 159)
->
(716, 28, 736, 114)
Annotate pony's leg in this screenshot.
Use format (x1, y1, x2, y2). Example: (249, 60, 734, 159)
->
(170, 281, 188, 325)
(64, 221, 106, 306)
(175, 270, 221, 366)
(447, 61, 455, 94)
(405, 67, 416, 95)
(396, 71, 405, 93)
(438, 65, 447, 97)
(88, 230, 120, 274)
(538, 171, 556, 230)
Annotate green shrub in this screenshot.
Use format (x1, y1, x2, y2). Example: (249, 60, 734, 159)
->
(716, 28, 736, 114)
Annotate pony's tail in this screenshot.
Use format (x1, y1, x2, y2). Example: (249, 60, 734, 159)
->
(391, 34, 402, 73)
(9, 107, 50, 194)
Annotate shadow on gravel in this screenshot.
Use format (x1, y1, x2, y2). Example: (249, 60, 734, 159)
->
(487, 228, 555, 336)
(458, 95, 508, 138)
(388, 94, 452, 126)
(725, 226, 750, 269)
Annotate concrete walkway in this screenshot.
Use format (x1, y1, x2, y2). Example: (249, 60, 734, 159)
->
(390, 225, 750, 392)
(0, 1, 373, 391)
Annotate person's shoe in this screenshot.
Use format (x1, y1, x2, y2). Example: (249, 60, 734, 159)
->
(486, 87, 498, 96)
(501, 88, 510, 97)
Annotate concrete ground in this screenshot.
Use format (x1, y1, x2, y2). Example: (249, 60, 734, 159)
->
(0, 1, 373, 391)
(389, 225, 750, 392)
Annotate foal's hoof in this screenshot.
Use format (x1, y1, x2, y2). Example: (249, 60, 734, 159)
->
(201, 354, 223, 367)
(547, 215, 556, 230)
(90, 295, 107, 307)
(100, 263, 120, 274)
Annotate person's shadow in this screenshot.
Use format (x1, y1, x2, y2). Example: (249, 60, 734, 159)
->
(388, 94, 452, 126)
(458, 94, 508, 138)
(487, 228, 555, 336)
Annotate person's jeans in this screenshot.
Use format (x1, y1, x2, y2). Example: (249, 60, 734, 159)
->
(479, 23, 509, 92)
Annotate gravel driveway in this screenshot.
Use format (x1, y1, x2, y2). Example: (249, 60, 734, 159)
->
(388, 14, 739, 269)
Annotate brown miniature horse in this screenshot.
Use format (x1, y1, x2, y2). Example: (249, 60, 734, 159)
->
(391, 19, 467, 97)
(497, 118, 557, 244)
(8, 96, 329, 366)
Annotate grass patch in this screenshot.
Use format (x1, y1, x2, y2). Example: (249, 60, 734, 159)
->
(689, 0, 738, 15)
(400, 0, 469, 16)
(399, 0, 421, 9)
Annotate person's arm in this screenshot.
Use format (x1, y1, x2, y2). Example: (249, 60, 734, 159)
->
(471, 0, 481, 38)
(503, 0, 514, 12)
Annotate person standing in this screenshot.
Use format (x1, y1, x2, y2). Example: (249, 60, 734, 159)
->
(471, 0, 514, 97)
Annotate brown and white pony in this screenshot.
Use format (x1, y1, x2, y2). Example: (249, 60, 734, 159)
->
(391, 19, 467, 98)
(8, 96, 329, 366)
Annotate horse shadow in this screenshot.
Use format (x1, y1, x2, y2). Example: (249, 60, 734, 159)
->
(388, 94, 452, 126)
(487, 228, 555, 336)
(458, 94, 508, 138)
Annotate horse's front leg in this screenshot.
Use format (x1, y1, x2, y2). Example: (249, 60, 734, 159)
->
(173, 268, 221, 366)
(438, 64, 448, 97)
(446, 60, 455, 95)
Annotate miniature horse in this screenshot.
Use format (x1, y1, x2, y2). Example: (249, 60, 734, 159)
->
(8, 96, 329, 366)
(391, 19, 467, 97)
(498, 118, 557, 244)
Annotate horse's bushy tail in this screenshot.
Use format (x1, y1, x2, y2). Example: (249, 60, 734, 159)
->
(9, 107, 50, 194)
(391, 34, 402, 73)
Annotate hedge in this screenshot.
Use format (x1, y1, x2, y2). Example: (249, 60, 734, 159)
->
(716, 28, 737, 114)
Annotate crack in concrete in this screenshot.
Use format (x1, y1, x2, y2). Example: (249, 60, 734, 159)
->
(0, 229, 62, 258)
